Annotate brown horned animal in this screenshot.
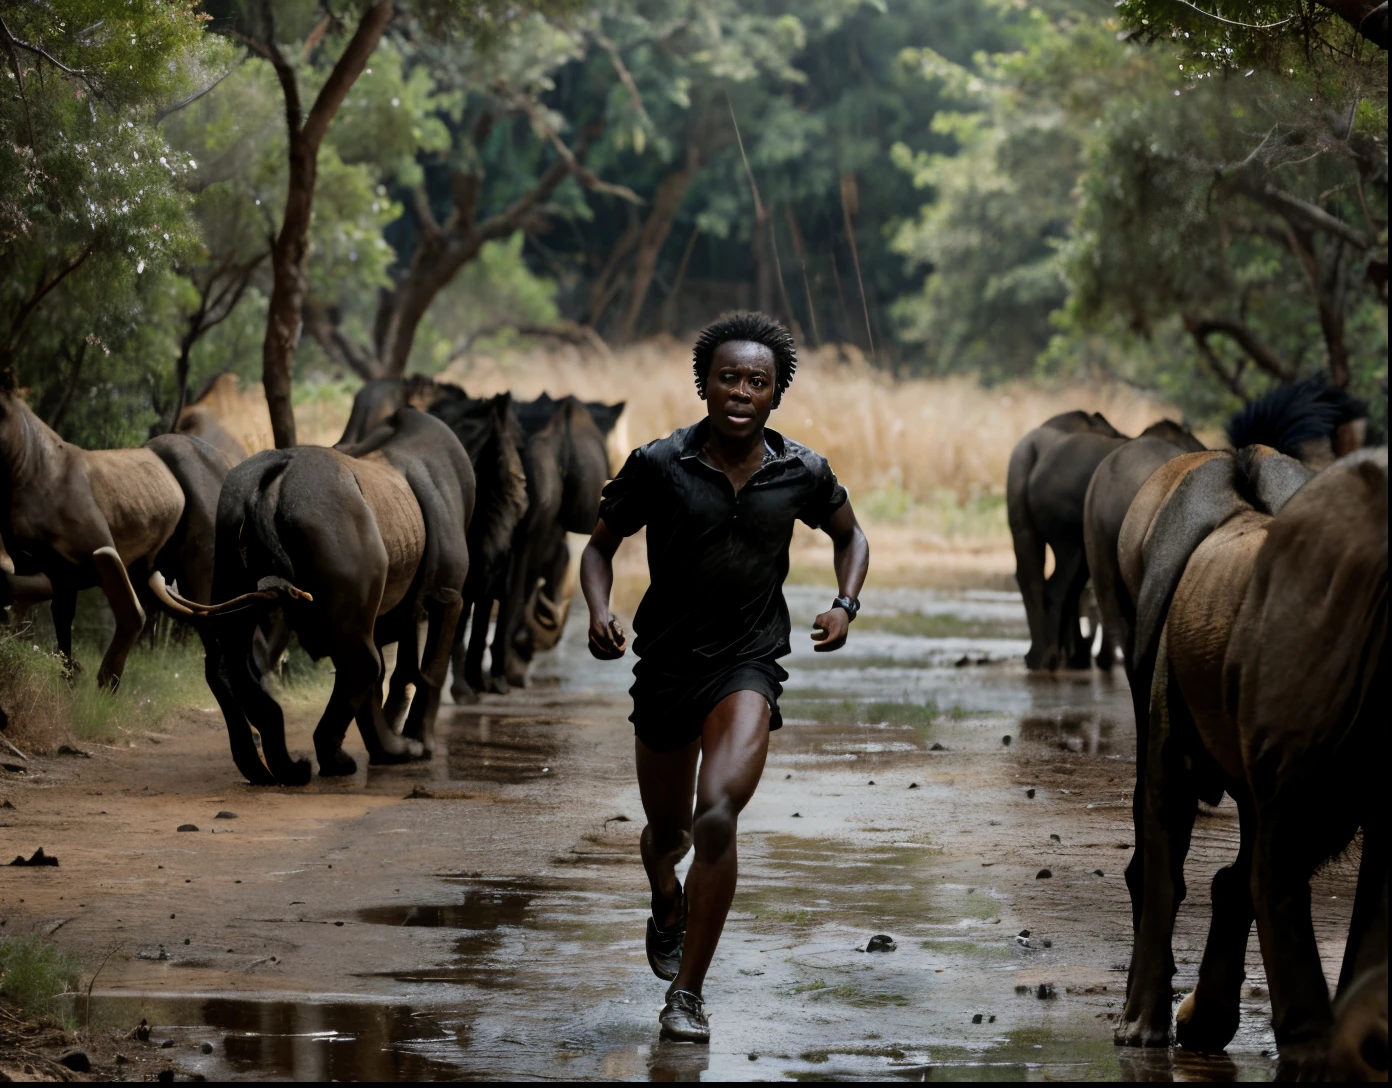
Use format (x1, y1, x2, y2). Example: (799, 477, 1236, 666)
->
(1113, 445, 1386, 1080)
(0, 376, 229, 689)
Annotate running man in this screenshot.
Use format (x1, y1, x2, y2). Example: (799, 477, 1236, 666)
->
(580, 312, 870, 1042)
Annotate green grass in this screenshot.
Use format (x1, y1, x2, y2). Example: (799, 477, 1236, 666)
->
(68, 634, 209, 741)
(0, 936, 80, 1029)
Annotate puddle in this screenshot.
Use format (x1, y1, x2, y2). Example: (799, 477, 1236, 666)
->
(444, 715, 564, 783)
(80, 995, 462, 1081)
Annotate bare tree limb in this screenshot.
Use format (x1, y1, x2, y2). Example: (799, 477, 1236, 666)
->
(1227, 175, 1373, 249)
(409, 184, 440, 236)
(154, 68, 236, 123)
(1184, 316, 1248, 399)
(512, 94, 643, 204)
(1183, 313, 1294, 382)
(302, 1, 392, 153)
(592, 31, 652, 129)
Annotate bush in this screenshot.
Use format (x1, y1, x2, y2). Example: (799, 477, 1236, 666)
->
(0, 936, 80, 1029)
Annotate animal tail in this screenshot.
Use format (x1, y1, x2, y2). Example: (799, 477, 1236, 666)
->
(148, 570, 311, 621)
(245, 455, 298, 584)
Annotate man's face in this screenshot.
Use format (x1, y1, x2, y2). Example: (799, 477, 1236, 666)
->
(705, 340, 776, 440)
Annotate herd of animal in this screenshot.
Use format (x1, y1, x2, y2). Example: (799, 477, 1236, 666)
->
(0, 369, 621, 784)
(1007, 377, 1386, 1080)
(0, 366, 1384, 1076)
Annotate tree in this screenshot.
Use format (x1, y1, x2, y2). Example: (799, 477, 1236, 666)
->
(0, 2, 202, 376)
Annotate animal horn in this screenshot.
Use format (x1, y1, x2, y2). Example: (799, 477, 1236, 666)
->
(148, 571, 313, 620)
(523, 578, 570, 651)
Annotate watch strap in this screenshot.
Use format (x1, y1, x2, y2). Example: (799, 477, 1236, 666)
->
(832, 596, 860, 621)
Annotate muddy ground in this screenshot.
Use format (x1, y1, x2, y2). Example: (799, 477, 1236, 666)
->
(0, 582, 1358, 1081)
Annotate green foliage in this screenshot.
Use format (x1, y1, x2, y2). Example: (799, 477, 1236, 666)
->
(0, 0, 205, 445)
(0, 936, 81, 1029)
(409, 233, 561, 370)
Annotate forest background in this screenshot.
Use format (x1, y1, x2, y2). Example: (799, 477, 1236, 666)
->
(2, 0, 1386, 460)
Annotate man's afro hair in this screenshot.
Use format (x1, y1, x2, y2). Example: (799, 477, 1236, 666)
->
(692, 311, 797, 407)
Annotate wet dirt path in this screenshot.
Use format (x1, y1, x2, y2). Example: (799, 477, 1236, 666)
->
(1, 585, 1357, 1081)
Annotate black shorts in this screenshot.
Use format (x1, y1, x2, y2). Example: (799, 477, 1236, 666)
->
(629, 658, 788, 754)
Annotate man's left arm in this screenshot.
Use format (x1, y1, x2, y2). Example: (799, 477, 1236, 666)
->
(811, 499, 869, 652)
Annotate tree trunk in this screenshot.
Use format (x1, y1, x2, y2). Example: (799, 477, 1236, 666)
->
(378, 234, 483, 377)
(615, 150, 701, 344)
(259, 0, 393, 448)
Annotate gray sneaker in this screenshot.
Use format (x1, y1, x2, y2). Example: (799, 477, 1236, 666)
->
(659, 989, 709, 1043)
(646, 892, 686, 981)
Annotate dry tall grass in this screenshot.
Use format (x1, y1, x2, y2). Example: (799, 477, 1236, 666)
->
(444, 338, 1181, 506)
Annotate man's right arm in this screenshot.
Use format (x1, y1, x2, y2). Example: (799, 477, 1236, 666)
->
(581, 518, 627, 659)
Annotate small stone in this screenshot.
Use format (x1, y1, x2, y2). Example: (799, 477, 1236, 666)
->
(929, 742, 946, 751)
(989, 1015, 996, 1023)
(971, 1013, 983, 1024)
(1025, 788, 1036, 799)
(1042, 939, 1053, 948)
(177, 823, 199, 832)
(1050, 834, 1061, 843)
(58, 1049, 91, 1072)
(170, 913, 175, 919)
(161, 1039, 175, 1049)
(116, 1053, 131, 1064)
(183, 938, 190, 945)
(134, 1019, 152, 1041)
(791, 812, 802, 818)
(955, 655, 971, 668)
(748, 1054, 758, 1061)
(1036, 984, 1055, 999)
(1093, 869, 1105, 877)
(908, 782, 919, 789)
(1014, 985, 1030, 995)
(1018, 929, 1031, 938)
(157, 1071, 175, 1083)
(57, 745, 91, 758)
(214, 810, 237, 819)
(1036, 868, 1052, 879)
(868, 780, 875, 785)
(784, 774, 791, 779)
(334, 920, 345, 926)
(201, 1042, 214, 1054)
(865, 933, 896, 953)
(1001, 735, 1012, 747)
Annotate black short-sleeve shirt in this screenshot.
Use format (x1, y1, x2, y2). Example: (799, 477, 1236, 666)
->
(598, 419, 848, 672)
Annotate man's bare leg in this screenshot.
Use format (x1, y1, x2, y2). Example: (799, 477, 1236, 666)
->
(671, 690, 770, 996)
(636, 736, 700, 930)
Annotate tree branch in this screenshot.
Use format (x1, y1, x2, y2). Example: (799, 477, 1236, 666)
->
(1183, 314, 1294, 383)
(1, 242, 97, 364)
(154, 68, 236, 122)
(511, 94, 643, 204)
(1184, 318, 1248, 399)
(1228, 176, 1372, 249)
(409, 184, 440, 236)
(302, 300, 383, 380)
(592, 30, 652, 129)
(301, 0, 393, 153)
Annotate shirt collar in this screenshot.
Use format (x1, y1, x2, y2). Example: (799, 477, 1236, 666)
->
(679, 418, 789, 462)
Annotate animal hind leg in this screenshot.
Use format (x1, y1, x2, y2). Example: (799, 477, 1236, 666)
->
(92, 546, 147, 690)
(226, 629, 311, 786)
(50, 584, 79, 681)
(343, 633, 425, 766)
(1117, 631, 1198, 1047)
(201, 624, 276, 786)
(1338, 825, 1387, 995)
(1176, 788, 1255, 1053)
(463, 597, 492, 695)
(312, 634, 379, 777)
(402, 589, 463, 756)
(1251, 802, 1336, 1079)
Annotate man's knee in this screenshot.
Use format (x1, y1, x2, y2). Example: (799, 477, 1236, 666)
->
(692, 801, 737, 861)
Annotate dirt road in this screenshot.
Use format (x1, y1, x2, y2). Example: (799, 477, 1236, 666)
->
(0, 584, 1356, 1080)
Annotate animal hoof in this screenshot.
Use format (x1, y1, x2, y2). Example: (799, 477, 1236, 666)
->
(316, 750, 358, 778)
(367, 739, 424, 765)
(1174, 991, 1238, 1054)
(451, 683, 479, 705)
(485, 676, 510, 696)
(1113, 1015, 1172, 1048)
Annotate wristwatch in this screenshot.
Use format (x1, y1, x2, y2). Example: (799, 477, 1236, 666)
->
(832, 596, 860, 621)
